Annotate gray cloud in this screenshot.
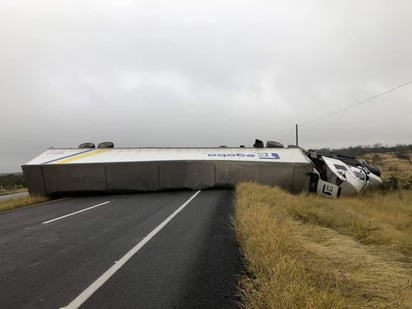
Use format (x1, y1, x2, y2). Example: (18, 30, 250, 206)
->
(1, 0, 411, 172)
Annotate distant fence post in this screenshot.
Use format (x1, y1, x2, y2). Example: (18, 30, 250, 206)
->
(397, 180, 403, 200)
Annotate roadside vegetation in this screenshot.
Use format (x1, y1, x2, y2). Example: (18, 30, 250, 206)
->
(0, 172, 51, 212)
(0, 173, 26, 195)
(234, 183, 412, 308)
(0, 173, 47, 212)
(0, 196, 49, 212)
(363, 151, 412, 190)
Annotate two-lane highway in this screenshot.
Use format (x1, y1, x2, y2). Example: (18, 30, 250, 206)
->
(0, 190, 242, 309)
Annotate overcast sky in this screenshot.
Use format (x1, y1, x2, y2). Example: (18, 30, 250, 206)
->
(1, 0, 411, 172)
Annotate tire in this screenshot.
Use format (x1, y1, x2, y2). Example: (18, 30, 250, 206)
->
(266, 141, 284, 148)
(97, 142, 114, 148)
(78, 142, 95, 149)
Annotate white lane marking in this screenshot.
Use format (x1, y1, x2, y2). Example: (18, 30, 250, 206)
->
(42, 201, 111, 224)
(60, 190, 201, 309)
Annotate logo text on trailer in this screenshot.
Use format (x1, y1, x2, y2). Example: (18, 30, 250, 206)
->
(207, 153, 280, 159)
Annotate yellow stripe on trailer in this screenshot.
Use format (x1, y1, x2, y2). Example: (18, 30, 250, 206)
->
(55, 149, 109, 164)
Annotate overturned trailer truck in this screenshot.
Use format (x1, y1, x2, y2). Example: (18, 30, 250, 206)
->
(22, 141, 382, 197)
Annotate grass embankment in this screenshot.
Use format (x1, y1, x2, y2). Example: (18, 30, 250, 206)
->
(363, 152, 412, 188)
(0, 196, 49, 212)
(235, 183, 412, 308)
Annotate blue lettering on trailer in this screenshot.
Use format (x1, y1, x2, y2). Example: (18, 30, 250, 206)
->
(207, 153, 280, 159)
(258, 153, 280, 160)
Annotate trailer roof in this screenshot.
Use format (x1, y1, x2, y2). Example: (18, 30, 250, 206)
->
(24, 147, 313, 165)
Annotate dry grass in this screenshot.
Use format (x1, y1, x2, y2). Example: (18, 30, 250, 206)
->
(0, 196, 49, 212)
(363, 152, 412, 186)
(235, 183, 412, 309)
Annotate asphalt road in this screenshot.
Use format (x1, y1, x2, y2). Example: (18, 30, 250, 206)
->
(0, 191, 29, 201)
(0, 190, 242, 309)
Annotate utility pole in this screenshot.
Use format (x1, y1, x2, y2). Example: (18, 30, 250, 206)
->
(295, 124, 299, 147)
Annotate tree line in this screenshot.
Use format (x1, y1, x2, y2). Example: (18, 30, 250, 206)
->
(316, 143, 412, 158)
(0, 174, 26, 190)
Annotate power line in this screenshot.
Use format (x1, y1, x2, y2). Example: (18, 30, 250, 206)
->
(301, 79, 412, 126)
